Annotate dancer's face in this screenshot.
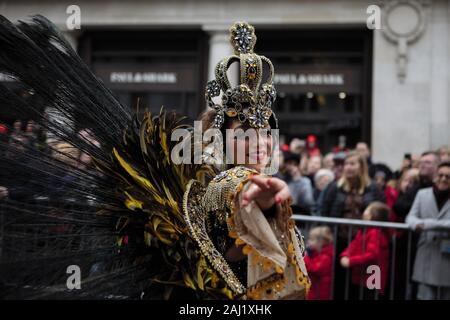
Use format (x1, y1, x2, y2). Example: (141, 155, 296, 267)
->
(225, 120, 272, 172)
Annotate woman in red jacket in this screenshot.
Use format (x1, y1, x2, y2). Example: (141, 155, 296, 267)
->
(304, 226, 334, 300)
(340, 202, 390, 300)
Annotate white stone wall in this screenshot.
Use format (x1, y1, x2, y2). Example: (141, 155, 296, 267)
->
(2, 0, 449, 169)
(372, 0, 450, 169)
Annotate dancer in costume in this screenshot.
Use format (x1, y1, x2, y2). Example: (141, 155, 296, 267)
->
(0, 16, 309, 299)
(183, 22, 310, 299)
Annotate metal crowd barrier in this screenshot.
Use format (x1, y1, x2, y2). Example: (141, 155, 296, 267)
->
(292, 214, 414, 300)
(1, 198, 444, 300)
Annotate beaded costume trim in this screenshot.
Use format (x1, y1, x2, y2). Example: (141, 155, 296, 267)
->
(182, 166, 257, 296)
(183, 166, 311, 299)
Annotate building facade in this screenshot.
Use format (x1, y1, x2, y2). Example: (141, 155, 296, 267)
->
(1, 0, 449, 169)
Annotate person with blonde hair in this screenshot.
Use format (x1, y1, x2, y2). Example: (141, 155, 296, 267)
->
(304, 226, 334, 300)
(320, 150, 385, 299)
(321, 151, 384, 219)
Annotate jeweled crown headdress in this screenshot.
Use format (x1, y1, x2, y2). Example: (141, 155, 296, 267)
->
(205, 22, 277, 129)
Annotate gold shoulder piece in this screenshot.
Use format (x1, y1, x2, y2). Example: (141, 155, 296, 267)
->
(202, 166, 257, 213)
(182, 166, 257, 295)
(183, 178, 246, 295)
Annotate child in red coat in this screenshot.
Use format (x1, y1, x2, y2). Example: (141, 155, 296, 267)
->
(304, 226, 334, 300)
(340, 202, 390, 299)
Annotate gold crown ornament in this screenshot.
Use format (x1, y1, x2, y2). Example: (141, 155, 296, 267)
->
(205, 22, 277, 129)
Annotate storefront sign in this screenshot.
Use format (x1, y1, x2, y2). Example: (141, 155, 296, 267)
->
(110, 72, 177, 84)
(94, 63, 196, 92)
(274, 65, 361, 94)
(275, 73, 344, 85)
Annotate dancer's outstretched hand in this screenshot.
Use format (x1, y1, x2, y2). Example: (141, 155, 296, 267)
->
(241, 175, 291, 211)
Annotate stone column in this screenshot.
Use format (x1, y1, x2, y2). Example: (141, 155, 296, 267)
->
(372, 0, 432, 168)
(202, 24, 238, 84)
(429, 0, 450, 149)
